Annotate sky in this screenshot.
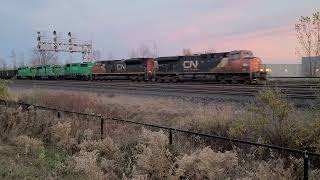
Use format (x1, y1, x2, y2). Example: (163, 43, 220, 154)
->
(0, 0, 319, 65)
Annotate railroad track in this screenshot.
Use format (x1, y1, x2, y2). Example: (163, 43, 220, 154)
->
(9, 80, 320, 99)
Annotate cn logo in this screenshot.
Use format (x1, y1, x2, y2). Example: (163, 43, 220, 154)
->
(183, 60, 198, 69)
(116, 64, 126, 71)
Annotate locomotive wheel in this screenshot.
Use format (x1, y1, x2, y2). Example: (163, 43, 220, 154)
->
(164, 77, 170, 83)
(157, 77, 164, 83)
(244, 80, 251, 84)
(172, 77, 178, 83)
(231, 77, 239, 84)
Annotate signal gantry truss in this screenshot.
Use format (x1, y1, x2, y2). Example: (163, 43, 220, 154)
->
(37, 31, 93, 62)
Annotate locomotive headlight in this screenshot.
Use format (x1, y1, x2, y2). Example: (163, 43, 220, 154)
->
(260, 68, 264, 72)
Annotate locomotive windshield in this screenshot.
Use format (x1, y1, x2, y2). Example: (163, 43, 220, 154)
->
(243, 51, 253, 58)
(229, 52, 240, 60)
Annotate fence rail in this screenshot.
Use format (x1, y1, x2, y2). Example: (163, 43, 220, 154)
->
(0, 99, 319, 180)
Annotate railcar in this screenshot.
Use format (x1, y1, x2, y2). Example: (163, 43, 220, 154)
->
(154, 50, 267, 83)
(0, 69, 17, 79)
(52, 65, 65, 79)
(64, 62, 93, 80)
(2, 49, 267, 84)
(17, 67, 36, 79)
(91, 58, 155, 81)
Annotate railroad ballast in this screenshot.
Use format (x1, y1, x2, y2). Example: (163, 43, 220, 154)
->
(0, 50, 268, 84)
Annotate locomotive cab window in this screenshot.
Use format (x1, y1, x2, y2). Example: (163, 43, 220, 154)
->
(81, 64, 88, 67)
(243, 51, 253, 58)
(229, 53, 240, 60)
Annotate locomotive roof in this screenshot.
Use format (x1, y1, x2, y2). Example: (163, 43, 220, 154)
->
(96, 60, 124, 63)
(156, 52, 230, 62)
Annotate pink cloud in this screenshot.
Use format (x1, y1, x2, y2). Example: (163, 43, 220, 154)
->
(189, 24, 299, 64)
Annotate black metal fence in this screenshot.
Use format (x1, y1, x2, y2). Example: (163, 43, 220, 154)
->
(0, 99, 319, 180)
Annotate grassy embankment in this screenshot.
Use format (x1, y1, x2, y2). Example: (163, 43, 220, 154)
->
(1, 80, 320, 179)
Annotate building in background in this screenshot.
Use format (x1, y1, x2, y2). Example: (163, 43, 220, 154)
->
(302, 56, 320, 77)
(265, 64, 302, 77)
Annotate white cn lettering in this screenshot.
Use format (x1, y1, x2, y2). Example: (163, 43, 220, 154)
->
(116, 64, 126, 71)
(183, 61, 198, 69)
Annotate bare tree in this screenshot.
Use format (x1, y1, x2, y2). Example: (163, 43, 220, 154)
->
(182, 48, 192, 56)
(129, 43, 158, 58)
(92, 50, 102, 61)
(295, 11, 320, 76)
(30, 48, 58, 66)
(10, 50, 17, 69)
(204, 48, 216, 54)
(0, 56, 6, 70)
(106, 52, 114, 60)
(19, 52, 25, 67)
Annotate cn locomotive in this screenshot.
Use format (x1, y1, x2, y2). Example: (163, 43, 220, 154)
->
(0, 50, 268, 84)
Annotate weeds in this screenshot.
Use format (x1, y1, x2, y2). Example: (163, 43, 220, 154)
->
(1, 88, 320, 179)
(0, 80, 9, 100)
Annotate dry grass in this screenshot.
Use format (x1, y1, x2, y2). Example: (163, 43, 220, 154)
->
(2, 87, 320, 179)
(14, 135, 44, 157)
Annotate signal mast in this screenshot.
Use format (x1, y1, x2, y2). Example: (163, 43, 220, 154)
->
(36, 31, 93, 62)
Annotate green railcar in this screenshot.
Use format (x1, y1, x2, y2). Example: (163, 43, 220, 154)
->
(52, 65, 64, 79)
(64, 62, 93, 80)
(17, 67, 36, 79)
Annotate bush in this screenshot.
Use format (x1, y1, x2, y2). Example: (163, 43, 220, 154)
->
(72, 150, 104, 180)
(228, 88, 320, 153)
(246, 159, 294, 179)
(230, 89, 301, 146)
(171, 147, 239, 179)
(0, 80, 9, 99)
(132, 128, 172, 179)
(51, 121, 77, 153)
(0, 107, 55, 142)
(14, 135, 44, 157)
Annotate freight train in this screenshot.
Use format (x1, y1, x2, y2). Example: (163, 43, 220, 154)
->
(0, 50, 268, 84)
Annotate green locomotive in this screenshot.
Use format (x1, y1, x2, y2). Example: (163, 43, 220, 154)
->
(15, 62, 93, 80)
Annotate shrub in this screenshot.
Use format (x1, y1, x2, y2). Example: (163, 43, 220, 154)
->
(77, 137, 124, 179)
(78, 137, 120, 159)
(0, 107, 55, 142)
(246, 159, 294, 179)
(132, 128, 172, 179)
(51, 121, 77, 153)
(229, 88, 320, 153)
(171, 147, 239, 179)
(14, 135, 44, 157)
(0, 80, 9, 99)
(72, 150, 104, 180)
(176, 103, 238, 136)
(229, 89, 300, 146)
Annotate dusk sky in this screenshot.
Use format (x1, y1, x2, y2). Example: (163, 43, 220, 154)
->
(0, 0, 319, 64)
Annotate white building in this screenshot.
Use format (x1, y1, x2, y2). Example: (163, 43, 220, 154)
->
(265, 64, 302, 77)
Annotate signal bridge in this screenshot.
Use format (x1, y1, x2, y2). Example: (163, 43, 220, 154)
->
(37, 31, 93, 62)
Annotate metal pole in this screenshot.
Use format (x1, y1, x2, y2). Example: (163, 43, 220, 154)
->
(304, 151, 309, 180)
(100, 118, 105, 140)
(169, 130, 173, 145)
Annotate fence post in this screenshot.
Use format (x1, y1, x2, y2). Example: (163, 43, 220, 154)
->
(169, 130, 173, 145)
(100, 118, 105, 140)
(57, 111, 61, 119)
(304, 150, 309, 180)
